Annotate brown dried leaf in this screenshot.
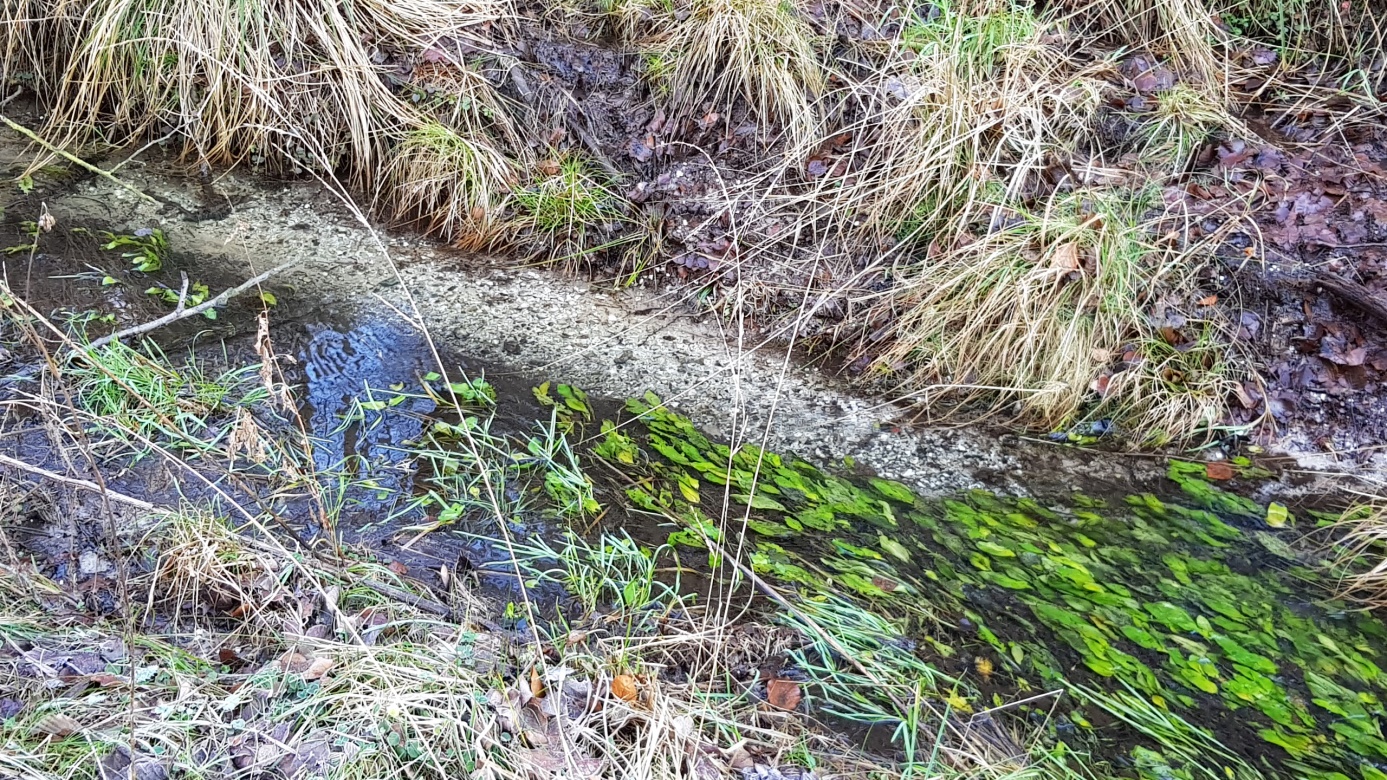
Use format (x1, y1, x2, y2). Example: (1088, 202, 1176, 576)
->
(1205, 462, 1235, 481)
(278, 653, 312, 674)
(1050, 242, 1080, 271)
(766, 678, 802, 711)
(89, 672, 125, 687)
(303, 657, 334, 681)
(530, 667, 545, 698)
(35, 713, 82, 737)
(611, 674, 638, 702)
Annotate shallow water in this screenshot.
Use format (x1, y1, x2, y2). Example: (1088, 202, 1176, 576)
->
(3, 207, 1384, 779)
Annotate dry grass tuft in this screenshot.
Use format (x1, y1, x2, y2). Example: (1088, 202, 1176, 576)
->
(5, 0, 517, 190)
(823, 2, 1104, 242)
(753, 0, 1253, 439)
(387, 122, 519, 249)
(871, 188, 1236, 437)
(1331, 503, 1387, 609)
(657, 0, 824, 147)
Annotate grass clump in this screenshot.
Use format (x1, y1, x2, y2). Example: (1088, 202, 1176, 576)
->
(875, 188, 1237, 439)
(387, 122, 517, 249)
(1330, 503, 1387, 609)
(1140, 83, 1239, 172)
(656, 0, 824, 147)
(4, 0, 521, 212)
(67, 340, 266, 454)
(512, 154, 630, 262)
(820, 0, 1102, 242)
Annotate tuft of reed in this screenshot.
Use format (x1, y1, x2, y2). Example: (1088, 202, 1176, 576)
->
(1330, 503, 1387, 609)
(656, 0, 824, 147)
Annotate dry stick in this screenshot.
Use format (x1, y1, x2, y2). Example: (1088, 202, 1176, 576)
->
(83, 260, 297, 351)
(1312, 273, 1387, 325)
(0, 114, 157, 205)
(0, 452, 155, 511)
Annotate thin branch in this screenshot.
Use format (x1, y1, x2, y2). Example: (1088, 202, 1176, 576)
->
(0, 113, 157, 204)
(0, 452, 155, 511)
(82, 261, 297, 351)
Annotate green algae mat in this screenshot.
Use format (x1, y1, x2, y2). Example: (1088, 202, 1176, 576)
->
(591, 393, 1387, 780)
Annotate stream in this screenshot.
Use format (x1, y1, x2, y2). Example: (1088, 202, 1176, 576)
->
(1, 164, 1384, 780)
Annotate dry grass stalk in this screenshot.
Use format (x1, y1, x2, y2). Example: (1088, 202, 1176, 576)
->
(1332, 504, 1387, 608)
(658, 0, 824, 147)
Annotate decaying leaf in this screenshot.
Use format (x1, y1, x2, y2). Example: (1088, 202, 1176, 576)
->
(303, 657, 334, 681)
(34, 713, 82, 737)
(1050, 242, 1080, 271)
(1205, 462, 1235, 481)
(766, 678, 802, 711)
(611, 674, 638, 702)
(278, 653, 312, 674)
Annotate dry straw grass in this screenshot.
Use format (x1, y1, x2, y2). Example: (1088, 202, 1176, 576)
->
(2, 0, 523, 247)
(657, 0, 825, 147)
(1332, 503, 1387, 609)
(0, 504, 885, 780)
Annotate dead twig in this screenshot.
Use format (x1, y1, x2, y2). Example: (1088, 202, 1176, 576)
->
(1313, 273, 1387, 325)
(0, 113, 157, 204)
(0, 452, 155, 511)
(82, 261, 297, 352)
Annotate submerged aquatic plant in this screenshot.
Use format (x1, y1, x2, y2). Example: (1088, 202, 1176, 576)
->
(607, 396, 1387, 777)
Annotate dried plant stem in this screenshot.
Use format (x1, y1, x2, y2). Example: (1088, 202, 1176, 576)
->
(0, 113, 156, 203)
(82, 260, 298, 352)
(0, 452, 155, 510)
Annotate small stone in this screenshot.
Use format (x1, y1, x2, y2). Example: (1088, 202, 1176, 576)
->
(79, 550, 110, 576)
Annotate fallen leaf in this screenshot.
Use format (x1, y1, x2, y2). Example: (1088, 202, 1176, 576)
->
(611, 674, 638, 702)
(766, 678, 802, 711)
(303, 657, 334, 681)
(1050, 242, 1080, 271)
(34, 713, 82, 737)
(1197, 295, 1219, 306)
(278, 653, 312, 674)
(530, 667, 544, 698)
(1266, 502, 1291, 528)
(1205, 462, 1235, 480)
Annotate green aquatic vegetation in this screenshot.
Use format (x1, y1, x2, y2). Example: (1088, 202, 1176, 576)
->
(593, 419, 641, 465)
(602, 394, 1387, 776)
(102, 227, 168, 272)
